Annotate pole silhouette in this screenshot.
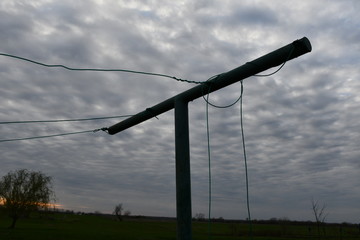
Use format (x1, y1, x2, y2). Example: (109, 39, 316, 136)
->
(108, 37, 312, 240)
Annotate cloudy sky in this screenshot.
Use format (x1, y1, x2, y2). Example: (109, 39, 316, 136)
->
(0, 0, 359, 223)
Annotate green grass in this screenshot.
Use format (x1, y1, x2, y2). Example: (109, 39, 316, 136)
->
(0, 212, 359, 240)
(1, 213, 177, 240)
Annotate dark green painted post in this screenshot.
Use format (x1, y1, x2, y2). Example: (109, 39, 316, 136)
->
(174, 97, 192, 240)
(107, 37, 312, 240)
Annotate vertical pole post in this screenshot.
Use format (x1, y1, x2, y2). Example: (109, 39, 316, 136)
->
(174, 97, 192, 240)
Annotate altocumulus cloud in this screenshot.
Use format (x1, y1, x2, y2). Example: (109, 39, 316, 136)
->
(0, 0, 359, 223)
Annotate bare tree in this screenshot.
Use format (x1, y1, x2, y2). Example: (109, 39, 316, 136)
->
(311, 198, 328, 238)
(0, 169, 55, 228)
(113, 203, 123, 221)
(194, 213, 205, 221)
(124, 210, 131, 216)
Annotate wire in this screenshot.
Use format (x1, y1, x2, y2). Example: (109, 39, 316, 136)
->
(251, 45, 295, 77)
(203, 45, 293, 239)
(238, 46, 294, 239)
(0, 114, 134, 125)
(239, 47, 294, 237)
(240, 80, 253, 239)
(204, 80, 252, 239)
(204, 78, 245, 240)
(202, 75, 243, 109)
(0, 53, 203, 84)
(0, 128, 108, 143)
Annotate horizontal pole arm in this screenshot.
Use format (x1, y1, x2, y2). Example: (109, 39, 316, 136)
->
(108, 37, 311, 135)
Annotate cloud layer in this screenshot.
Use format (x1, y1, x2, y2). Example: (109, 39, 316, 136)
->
(0, 0, 359, 223)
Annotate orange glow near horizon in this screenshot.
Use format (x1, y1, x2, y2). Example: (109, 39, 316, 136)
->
(0, 197, 62, 209)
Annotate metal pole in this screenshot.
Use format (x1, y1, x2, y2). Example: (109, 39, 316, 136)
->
(174, 97, 192, 240)
(106, 37, 312, 240)
(107, 37, 311, 135)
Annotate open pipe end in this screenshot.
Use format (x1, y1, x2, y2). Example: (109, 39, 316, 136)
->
(293, 37, 312, 54)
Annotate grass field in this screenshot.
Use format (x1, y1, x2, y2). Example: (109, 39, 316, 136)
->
(0, 212, 359, 240)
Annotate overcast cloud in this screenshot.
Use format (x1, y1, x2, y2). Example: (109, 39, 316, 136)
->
(0, 0, 359, 223)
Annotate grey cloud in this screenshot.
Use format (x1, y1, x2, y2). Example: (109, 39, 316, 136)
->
(228, 6, 278, 26)
(0, 0, 359, 223)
